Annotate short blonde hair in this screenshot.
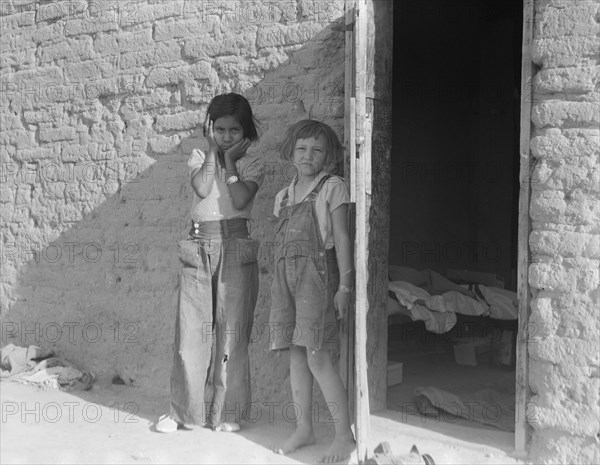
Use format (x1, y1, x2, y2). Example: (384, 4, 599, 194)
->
(279, 120, 343, 173)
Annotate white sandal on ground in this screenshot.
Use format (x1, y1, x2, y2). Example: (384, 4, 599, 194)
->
(215, 422, 240, 432)
(154, 414, 179, 433)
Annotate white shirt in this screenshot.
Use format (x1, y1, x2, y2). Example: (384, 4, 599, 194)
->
(188, 149, 265, 221)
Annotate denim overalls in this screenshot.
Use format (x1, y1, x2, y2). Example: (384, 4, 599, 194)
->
(169, 218, 259, 428)
(269, 175, 340, 352)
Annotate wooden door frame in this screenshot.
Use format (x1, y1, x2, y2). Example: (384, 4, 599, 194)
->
(515, 0, 534, 455)
(344, 0, 371, 462)
(343, 0, 535, 460)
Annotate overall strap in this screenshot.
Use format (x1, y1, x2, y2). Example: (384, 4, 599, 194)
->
(280, 174, 332, 209)
(280, 190, 290, 211)
(305, 174, 332, 202)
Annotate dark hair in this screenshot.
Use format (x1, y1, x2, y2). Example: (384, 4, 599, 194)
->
(207, 93, 259, 141)
(279, 119, 343, 173)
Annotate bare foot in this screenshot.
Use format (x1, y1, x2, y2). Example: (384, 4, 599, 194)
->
(273, 427, 316, 455)
(318, 434, 356, 463)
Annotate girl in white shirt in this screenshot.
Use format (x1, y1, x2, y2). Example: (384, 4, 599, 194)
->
(155, 93, 264, 434)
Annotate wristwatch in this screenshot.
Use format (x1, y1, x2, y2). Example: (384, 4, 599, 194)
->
(338, 284, 353, 293)
(226, 175, 239, 185)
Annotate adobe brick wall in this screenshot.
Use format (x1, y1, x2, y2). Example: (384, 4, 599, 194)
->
(0, 0, 345, 409)
(528, 0, 600, 463)
(4, 1, 598, 459)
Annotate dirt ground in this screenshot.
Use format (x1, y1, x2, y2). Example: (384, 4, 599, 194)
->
(1, 380, 529, 464)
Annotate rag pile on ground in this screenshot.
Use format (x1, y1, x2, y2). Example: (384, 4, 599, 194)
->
(0, 343, 94, 391)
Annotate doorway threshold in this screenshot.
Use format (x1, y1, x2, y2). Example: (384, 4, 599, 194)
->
(368, 410, 525, 465)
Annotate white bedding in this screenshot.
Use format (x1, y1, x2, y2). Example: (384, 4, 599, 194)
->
(387, 278, 518, 334)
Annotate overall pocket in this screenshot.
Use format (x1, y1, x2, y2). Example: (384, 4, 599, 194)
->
(178, 240, 220, 268)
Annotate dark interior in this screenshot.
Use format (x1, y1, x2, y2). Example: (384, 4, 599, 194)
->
(387, 0, 523, 431)
(390, 0, 523, 291)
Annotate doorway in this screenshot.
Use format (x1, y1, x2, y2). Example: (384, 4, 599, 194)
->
(386, 0, 523, 438)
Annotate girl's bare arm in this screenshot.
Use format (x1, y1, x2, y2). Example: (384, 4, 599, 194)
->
(332, 204, 353, 286)
(332, 203, 354, 320)
(191, 149, 217, 199)
(191, 114, 219, 199)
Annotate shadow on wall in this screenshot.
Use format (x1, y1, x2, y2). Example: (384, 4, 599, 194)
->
(3, 18, 346, 414)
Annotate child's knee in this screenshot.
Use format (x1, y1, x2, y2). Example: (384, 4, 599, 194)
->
(290, 346, 308, 364)
(307, 349, 332, 373)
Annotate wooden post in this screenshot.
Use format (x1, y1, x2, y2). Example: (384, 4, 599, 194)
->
(344, 0, 392, 461)
(341, 1, 357, 410)
(354, 0, 371, 462)
(515, 0, 534, 455)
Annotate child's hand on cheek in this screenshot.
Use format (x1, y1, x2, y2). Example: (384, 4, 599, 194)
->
(203, 114, 219, 154)
(224, 138, 252, 162)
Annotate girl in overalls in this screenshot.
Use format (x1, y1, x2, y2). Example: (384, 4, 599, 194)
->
(270, 120, 356, 462)
(155, 93, 264, 433)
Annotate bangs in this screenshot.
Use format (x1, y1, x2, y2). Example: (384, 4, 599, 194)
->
(294, 123, 328, 142)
